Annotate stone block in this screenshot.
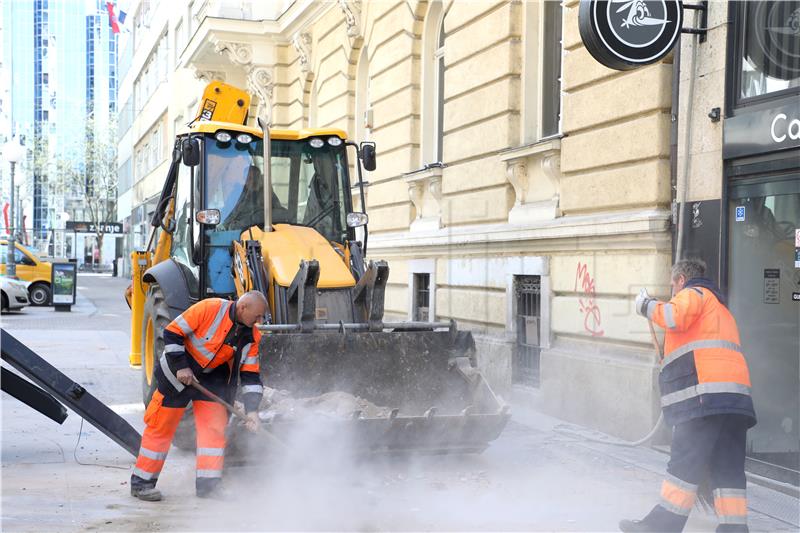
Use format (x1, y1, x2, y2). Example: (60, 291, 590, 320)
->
(384, 283, 408, 315)
(562, 46, 620, 92)
(441, 186, 513, 225)
(561, 113, 671, 174)
(365, 178, 410, 209)
(563, 64, 672, 133)
(372, 86, 418, 132)
(372, 117, 417, 155)
(371, 57, 419, 103)
(369, 30, 416, 77)
(551, 295, 657, 344)
(445, 41, 520, 100)
(443, 112, 518, 164)
(368, 145, 418, 183)
(443, 77, 519, 133)
(444, 0, 506, 34)
(562, 1, 581, 50)
(435, 287, 506, 326)
(367, 203, 414, 233)
(441, 155, 506, 195)
(560, 159, 671, 213)
(446, 2, 518, 66)
(539, 339, 661, 440)
(550, 253, 672, 295)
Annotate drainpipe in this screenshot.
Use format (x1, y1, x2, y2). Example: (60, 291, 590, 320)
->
(670, 36, 681, 261)
(675, 10, 701, 261)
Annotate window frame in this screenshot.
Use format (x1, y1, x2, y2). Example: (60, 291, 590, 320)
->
(725, 1, 800, 116)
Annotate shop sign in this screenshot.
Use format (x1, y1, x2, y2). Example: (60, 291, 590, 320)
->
(724, 101, 800, 159)
(66, 221, 124, 234)
(578, 0, 683, 71)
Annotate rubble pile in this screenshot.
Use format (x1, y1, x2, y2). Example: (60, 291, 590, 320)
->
(257, 387, 393, 420)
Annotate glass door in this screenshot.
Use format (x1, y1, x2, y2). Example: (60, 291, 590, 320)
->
(728, 174, 800, 473)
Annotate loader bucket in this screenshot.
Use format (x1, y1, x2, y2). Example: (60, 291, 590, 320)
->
(251, 328, 510, 454)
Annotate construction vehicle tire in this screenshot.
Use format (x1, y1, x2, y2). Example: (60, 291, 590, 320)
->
(141, 284, 196, 451)
(141, 285, 169, 405)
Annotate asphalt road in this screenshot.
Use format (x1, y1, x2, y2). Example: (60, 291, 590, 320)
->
(1, 275, 797, 532)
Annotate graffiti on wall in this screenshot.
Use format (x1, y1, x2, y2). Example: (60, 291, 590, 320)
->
(575, 262, 604, 337)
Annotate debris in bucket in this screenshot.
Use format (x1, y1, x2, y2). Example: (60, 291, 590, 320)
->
(257, 387, 392, 420)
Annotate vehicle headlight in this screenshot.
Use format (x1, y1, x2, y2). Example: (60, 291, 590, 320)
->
(309, 138, 325, 148)
(327, 136, 343, 146)
(215, 132, 232, 143)
(236, 134, 252, 144)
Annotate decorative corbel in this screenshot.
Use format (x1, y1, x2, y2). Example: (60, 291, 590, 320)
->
(291, 32, 313, 75)
(247, 66, 275, 125)
(506, 160, 528, 206)
(408, 181, 424, 220)
(338, 0, 362, 38)
(499, 139, 562, 224)
(193, 69, 226, 83)
(213, 40, 253, 67)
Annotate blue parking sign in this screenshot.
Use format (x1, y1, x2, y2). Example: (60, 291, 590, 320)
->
(735, 206, 745, 222)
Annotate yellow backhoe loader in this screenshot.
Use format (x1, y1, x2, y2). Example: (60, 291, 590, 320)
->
(127, 81, 509, 454)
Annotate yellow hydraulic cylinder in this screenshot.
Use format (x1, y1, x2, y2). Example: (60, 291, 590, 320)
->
(129, 251, 151, 367)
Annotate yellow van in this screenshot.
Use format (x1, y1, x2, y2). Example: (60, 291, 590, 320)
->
(0, 240, 53, 305)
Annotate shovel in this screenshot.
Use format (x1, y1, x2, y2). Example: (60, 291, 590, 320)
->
(190, 379, 288, 451)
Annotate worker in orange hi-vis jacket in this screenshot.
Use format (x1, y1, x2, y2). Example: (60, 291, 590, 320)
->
(620, 259, 756, 533)
(130, 291, 268, 502)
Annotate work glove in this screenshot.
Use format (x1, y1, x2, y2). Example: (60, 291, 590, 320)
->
(244, 412, 260, 433)
(635, 288, 655, 318)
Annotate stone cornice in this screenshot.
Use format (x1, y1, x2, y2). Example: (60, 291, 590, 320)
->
(367, 208, 672, 254)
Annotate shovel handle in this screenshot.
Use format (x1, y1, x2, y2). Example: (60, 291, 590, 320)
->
(647, 319, 663, 360)
(190, 380, 248, 421)
(189, 379, 289, 450)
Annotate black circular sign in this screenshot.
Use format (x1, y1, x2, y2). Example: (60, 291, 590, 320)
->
(579, 0, 683, 71)
(746, 1, 800, 81)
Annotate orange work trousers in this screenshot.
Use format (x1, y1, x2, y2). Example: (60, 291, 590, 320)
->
(131, 390, 228, 495)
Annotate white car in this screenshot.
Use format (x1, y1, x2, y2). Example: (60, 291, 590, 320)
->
(1, 276, 30, 312)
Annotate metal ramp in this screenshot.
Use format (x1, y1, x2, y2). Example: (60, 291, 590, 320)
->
(1, 329, 142, 457)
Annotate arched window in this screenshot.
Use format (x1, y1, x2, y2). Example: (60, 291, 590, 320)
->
(421, 0, 447, 165)
(355, 45, 372, 142)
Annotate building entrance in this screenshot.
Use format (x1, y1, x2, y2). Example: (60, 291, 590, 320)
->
(727, 174, 800, 478)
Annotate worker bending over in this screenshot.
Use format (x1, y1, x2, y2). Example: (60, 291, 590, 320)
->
(130, 291, 268, 501)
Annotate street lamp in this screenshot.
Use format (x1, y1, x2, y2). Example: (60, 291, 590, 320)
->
(3, 137, 26, 278)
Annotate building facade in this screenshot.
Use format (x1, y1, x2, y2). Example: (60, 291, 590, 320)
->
(117, 0, 799, 478)
(2, 0, 119, 263)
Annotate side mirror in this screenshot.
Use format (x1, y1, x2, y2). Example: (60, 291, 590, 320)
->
(182, 137, 201, 167)
(195, 209, 220, 226)
(360, 142, 376, 172)
(346, 212, 369, 228)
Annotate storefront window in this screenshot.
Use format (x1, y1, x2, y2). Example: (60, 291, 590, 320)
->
(732, 1, 800, 104)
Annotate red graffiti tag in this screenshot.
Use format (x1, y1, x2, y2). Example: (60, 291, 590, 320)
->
(575, 262, 604, 337)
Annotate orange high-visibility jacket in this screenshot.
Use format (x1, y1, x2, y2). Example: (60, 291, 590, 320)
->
(646, 282, 756, 426)
(163, 298, 263, 411)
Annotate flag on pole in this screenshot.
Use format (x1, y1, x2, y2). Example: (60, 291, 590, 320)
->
(106, 2, 120, 34)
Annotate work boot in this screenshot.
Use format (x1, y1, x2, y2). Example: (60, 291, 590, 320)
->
(196, 483, 233, 500)
(619, 505, 687, 532)
(131, 486, 162, 502)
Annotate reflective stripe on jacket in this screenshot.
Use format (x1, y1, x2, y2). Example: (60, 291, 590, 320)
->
(646, 285, 756, 427)
(163, 298, 264, 412)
